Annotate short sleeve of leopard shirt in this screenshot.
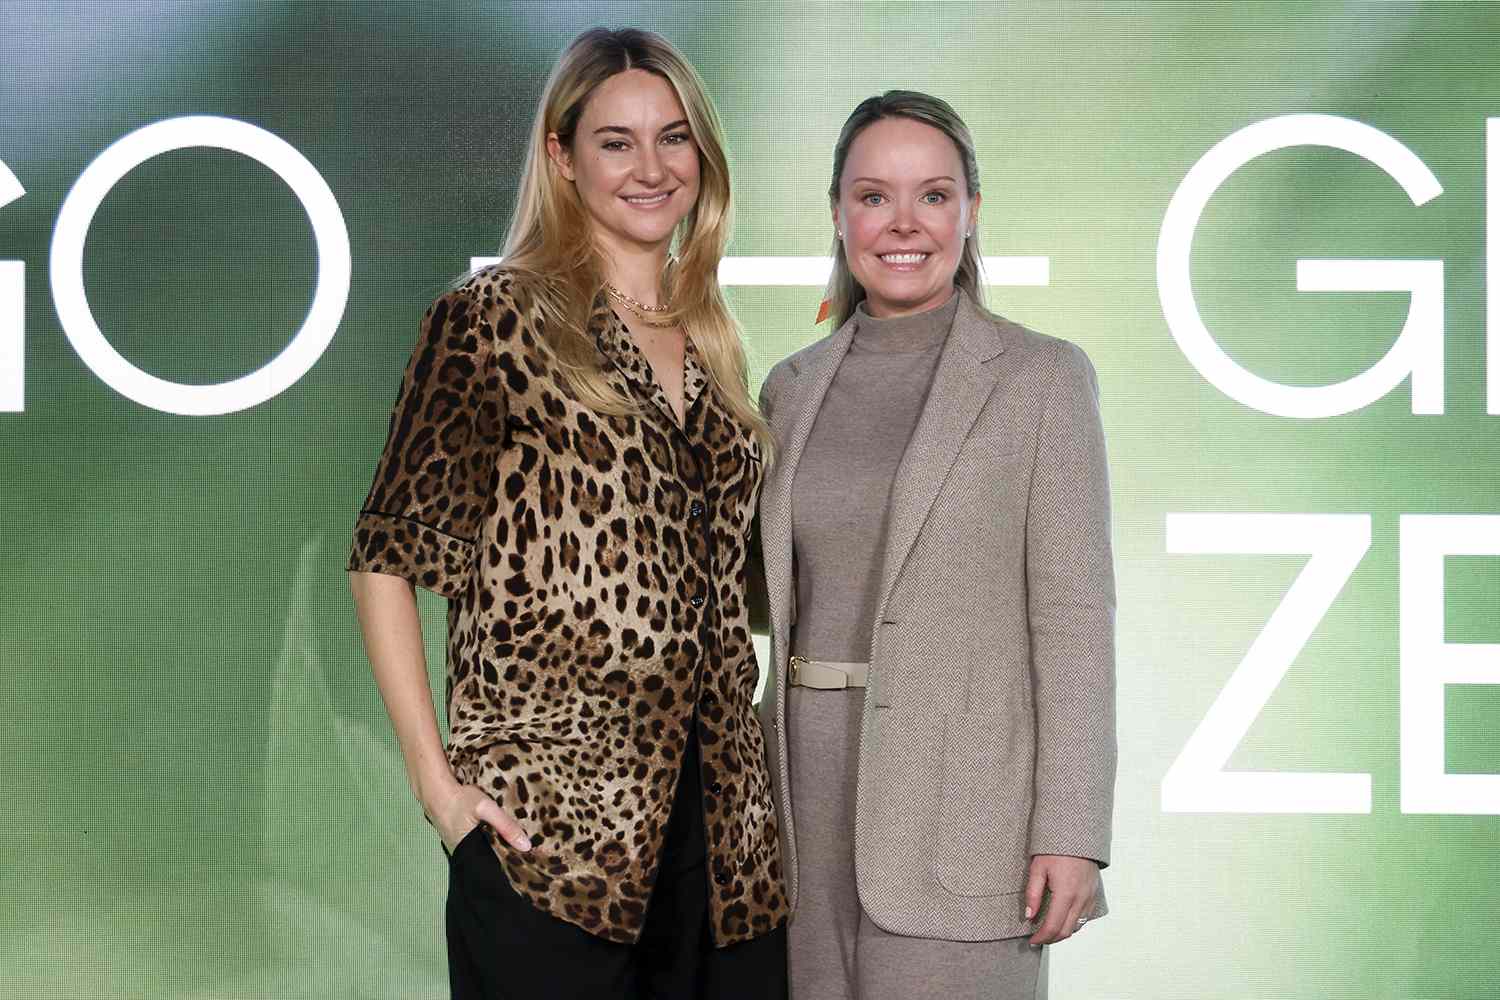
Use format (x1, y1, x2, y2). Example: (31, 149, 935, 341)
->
(349, 289, 505, 598)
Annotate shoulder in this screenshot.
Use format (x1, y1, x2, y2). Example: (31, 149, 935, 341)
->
(447, 264, 536, 325)
(975, 302, 1099, 384)
(759, 338, 818, 413)
(431, 265, 554, 361)
(760, 322, 849, 408)
(759, 357, 795, 411)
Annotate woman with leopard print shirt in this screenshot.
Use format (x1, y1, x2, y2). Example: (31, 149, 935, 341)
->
(349, 28, 786, 1000)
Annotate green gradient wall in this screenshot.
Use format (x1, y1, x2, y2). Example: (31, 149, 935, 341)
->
(3, 2, 1498, 996)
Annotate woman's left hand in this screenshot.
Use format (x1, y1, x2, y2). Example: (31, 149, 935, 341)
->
(1024, 854, 1099, 945)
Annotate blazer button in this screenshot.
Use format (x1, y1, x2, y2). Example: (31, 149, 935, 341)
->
(690, 594, 705, 608)
(690, 500, 705, 518)
(713, 867, 729, 886)
(709, 781, 723, 796)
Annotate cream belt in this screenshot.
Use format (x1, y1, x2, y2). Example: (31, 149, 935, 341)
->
(788, 656, 869, 689)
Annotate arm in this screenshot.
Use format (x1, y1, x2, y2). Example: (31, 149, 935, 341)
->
(347, 284, 529, 853)
(746, 365, 787, 639)
(348, 571, 529, 852)
(1022, 341, 1117, 943)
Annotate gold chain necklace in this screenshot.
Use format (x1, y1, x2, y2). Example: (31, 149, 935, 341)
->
(604, 282, 671, 313)
(622, 312, 674, 330)
(604, 282, 675, 329)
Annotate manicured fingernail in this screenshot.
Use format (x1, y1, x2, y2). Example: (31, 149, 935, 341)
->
(1024, 906, 1034, 919)
(516, 836, 532, 851)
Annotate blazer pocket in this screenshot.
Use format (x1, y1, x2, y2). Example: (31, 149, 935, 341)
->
(957, 431, 1020, 461)
(931, 711, 1030, 897)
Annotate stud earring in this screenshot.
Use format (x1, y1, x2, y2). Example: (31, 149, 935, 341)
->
(835, 230, 844, 240)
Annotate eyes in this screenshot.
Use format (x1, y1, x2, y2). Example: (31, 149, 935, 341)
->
(601, 131, 693, 152)
(858, 189, 950, 207)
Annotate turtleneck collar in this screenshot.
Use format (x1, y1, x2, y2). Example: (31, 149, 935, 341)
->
(851, 290, 959, 354)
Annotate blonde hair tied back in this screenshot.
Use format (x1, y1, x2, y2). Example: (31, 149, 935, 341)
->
(823, 90, 985, 328)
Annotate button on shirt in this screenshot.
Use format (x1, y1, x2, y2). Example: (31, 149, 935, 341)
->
(348, 267, 787, 946)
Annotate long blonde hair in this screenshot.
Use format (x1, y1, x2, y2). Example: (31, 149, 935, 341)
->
(823, 90, 985, 328)
(497, 27, 768, 450)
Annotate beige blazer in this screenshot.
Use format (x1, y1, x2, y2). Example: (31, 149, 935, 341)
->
(756, 290, 1116, 941)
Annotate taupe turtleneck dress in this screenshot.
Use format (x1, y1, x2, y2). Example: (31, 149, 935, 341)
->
(785, 292, 1046, 1000)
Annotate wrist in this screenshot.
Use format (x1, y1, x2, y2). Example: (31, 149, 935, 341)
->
(411, 762, 460, 813)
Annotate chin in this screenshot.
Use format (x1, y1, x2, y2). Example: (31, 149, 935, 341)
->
(868, 285, 940, 311)
(616, 220, 681, 249)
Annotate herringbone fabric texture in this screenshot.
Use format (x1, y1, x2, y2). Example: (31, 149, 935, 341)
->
(758, 289, 1116, 942)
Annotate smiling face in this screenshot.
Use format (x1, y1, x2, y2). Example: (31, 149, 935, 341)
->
(834, 116, 980, 318)
(547, 68, 700, 262)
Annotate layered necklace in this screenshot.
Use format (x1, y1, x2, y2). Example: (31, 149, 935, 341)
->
(605, 281, 675, 330)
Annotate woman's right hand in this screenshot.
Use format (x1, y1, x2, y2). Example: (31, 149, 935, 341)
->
(425, 780, 532, 855)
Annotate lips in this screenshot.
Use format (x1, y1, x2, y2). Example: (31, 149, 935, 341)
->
(622, 190, 673, 206)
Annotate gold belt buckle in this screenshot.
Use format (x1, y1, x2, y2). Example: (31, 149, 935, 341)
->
(789, 655, 806, 685)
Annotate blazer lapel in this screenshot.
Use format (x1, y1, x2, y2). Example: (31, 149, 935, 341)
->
(875, 292, 1008, 621)
(762, 319, 858, 652)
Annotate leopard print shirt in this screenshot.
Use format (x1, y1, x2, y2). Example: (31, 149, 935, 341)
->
(348, 267, 788, 947)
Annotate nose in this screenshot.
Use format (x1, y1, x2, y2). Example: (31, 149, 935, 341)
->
(889, 199, 918, 234)
(634, 144, 665, 186)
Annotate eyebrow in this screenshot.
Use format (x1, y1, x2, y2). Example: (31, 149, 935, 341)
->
(592, 119, 691, 137)
(848, 175, 959, 186)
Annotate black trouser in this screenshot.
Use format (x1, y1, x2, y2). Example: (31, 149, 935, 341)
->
(445, 730, 788, 999)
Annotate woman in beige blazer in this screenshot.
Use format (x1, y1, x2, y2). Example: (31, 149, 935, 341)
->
(756, 91, 1116, 999)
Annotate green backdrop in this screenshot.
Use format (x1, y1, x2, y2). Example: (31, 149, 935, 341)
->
(3, 2, 1498, 997)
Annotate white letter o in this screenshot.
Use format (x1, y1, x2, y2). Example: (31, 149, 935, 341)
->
(49, 116, 350, 416)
